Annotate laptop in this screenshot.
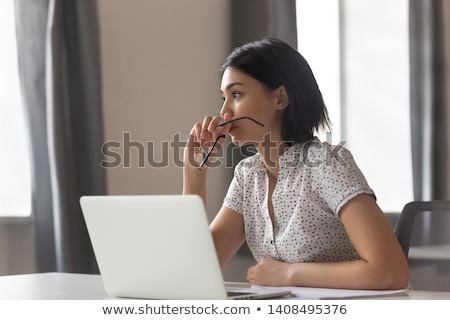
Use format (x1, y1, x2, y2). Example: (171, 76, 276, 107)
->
(79, 194, 292, 300)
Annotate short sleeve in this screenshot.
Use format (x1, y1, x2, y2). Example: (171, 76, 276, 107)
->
(223, 164, 245, 215)
(316, 144, 375, 216)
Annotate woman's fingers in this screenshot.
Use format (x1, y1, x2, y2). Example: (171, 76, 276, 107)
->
(186, 115, 231, 170)
(204, 115, 232, 141)
(208, 116, 223, 139)
(193, 122, 203, 143)
(184, 126, 201, 169)
(201, 116, 213, 141)
(218, 112, 233, 134)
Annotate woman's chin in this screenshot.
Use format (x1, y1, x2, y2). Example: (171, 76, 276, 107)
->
(230, 136, 257, 148)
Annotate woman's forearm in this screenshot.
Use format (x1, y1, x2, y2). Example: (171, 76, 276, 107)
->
(248, 257, 409, 290)
(285, 259, 408, 290)
(183, 167, 207, 207)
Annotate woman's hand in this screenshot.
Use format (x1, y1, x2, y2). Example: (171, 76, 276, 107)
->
(246, 258, 292, 287)
(182, 114, 232, 203)
(184, 114, 232, 172)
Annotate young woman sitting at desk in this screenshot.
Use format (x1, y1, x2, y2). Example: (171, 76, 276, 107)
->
(183, 37, 409, 290)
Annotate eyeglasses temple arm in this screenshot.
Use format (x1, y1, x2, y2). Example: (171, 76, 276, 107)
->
(218, 116, 265, 127)
(198, 135, 226, 169)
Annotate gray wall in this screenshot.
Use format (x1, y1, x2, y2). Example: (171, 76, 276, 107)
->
(99, 0, 230, 219)
(0, 0, 252, 279)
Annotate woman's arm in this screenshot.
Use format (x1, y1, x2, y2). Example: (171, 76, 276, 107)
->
(183, 131, 208, 204)
(183, 117, 244, 267)
(210, 206, 246, 268)
(183, 116, 231, 206)
(247, 194, 410, 290)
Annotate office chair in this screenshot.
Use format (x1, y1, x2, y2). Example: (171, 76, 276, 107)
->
(394, 201, 450, 292)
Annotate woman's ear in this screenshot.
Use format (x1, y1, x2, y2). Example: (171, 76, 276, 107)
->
(275, 85, 289, 110)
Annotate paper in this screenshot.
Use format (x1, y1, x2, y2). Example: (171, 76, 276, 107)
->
(252, 285, 409, 300)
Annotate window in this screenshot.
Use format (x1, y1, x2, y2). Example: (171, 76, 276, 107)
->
(296, 0, 413, 213)
(0, 1, 32, 217)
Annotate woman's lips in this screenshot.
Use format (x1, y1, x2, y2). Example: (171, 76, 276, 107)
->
(229, 126, 237, 134)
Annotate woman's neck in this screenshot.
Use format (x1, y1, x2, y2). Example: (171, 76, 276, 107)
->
(256, 136, 289, 180)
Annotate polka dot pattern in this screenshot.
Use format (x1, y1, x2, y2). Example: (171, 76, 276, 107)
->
(223, 138, 375, 263)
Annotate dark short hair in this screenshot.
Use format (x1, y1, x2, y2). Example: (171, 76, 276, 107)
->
(221, 37, 331, 144)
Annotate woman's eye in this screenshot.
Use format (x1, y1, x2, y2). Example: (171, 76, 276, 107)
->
(221, 92, 241, 101)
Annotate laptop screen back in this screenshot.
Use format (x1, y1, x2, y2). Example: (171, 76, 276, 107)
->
(80, 194, 228, 300)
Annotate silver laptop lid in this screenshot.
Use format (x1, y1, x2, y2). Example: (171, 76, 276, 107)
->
(80, 195, 228, 300)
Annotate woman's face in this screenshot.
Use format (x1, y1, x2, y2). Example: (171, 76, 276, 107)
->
(220, 67, 285, 146)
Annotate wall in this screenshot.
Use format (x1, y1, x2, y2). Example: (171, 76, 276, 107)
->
(0, 223, 36, 275)
(1, 0, 258, 280)
(98, 0, 231, 218)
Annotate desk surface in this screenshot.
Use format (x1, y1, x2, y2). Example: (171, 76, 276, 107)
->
(0, 273, 449, 300)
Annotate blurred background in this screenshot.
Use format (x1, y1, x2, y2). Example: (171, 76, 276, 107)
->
(0, 0, 449, 284)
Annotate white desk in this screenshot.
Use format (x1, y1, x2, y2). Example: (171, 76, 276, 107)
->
(0, 273, 112, 300)
(0, 273, 449, 300)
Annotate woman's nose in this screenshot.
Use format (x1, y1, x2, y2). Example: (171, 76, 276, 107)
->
(220, 100, 232, 118)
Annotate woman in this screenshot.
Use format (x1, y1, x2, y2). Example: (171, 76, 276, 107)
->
(183, 37, 409, 290)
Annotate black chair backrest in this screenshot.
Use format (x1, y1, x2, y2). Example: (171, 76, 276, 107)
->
(394, 201, 450, 292)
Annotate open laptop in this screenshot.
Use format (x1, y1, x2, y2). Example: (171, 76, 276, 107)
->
(79, 194, 291, 300)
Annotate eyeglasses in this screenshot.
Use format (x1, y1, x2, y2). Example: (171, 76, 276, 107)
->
(194, 117, 265, 170)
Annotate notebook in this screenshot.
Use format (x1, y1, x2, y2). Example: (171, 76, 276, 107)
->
(79, 194, 291, 300)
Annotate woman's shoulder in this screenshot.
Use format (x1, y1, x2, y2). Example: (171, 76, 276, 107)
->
(234, 152, 263, 172)
(281, 137, 355, 169)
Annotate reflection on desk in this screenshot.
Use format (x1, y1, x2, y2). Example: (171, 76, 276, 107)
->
(0, 273, 449, 300)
